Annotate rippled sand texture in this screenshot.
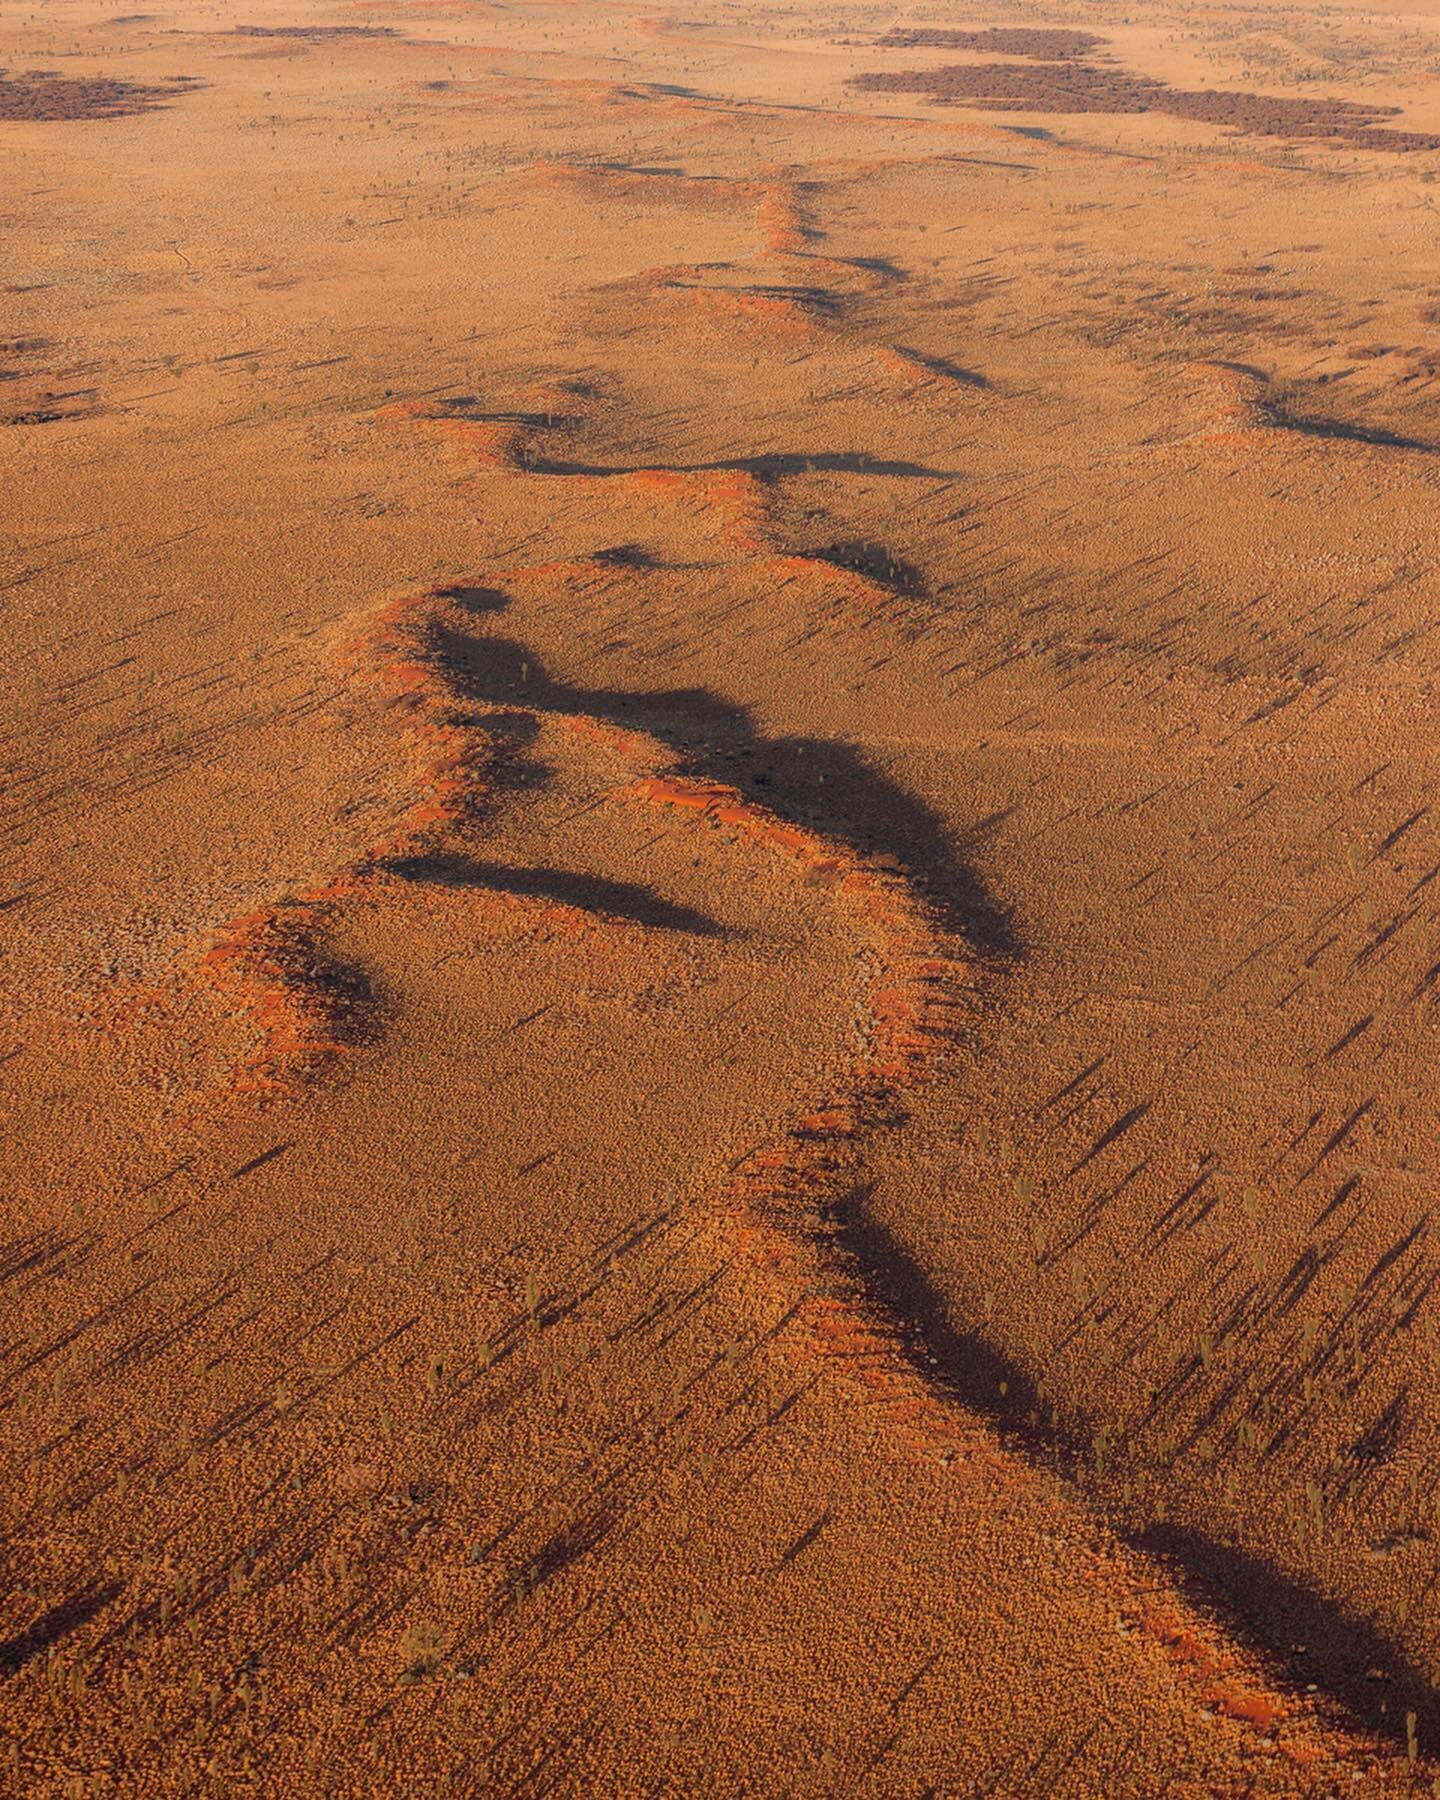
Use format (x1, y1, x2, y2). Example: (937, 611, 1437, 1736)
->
(5, 0, 1440, 1792)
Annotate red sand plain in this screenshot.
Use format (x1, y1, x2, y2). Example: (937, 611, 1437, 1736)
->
(5, 0, 1440, 1792)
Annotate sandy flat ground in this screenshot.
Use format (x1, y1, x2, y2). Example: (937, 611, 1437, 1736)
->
(5, 0, 1440, 1791)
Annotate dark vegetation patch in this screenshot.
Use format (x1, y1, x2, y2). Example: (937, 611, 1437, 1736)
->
(879, 27, 1105, 60)
(852, 56, 1440, 151)
(0, 68, 191, 121)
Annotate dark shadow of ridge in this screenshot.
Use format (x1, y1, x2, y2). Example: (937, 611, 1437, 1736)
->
(894, 347, 992, 390)
(0, 1582, 121, 1677)
(530, 450, 962, 480)
(430, 592, 1018, 961)
(383, 851, 730, 937)
(834, 1180, 1439, 1758)
(1279, 414, 1438, 454)
(812, 540, 925, 597)
(423, 589, 1429, 1757)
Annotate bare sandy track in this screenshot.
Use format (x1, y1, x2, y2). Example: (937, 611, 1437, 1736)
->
(4, 0, 1440, 1791)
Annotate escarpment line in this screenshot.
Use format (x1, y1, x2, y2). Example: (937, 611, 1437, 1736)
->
(413, 579, 1408, 1774)
(189, 584, 501, 1105)
(177, 585, 1416, 1776)
(370, 288, 1432, 1782)
(188, 343, 937, 1110)
(529, 157, 988, 402)
(376, 396, 942, 622)
(609, 762, 1397, 1777)
(193, 893, 374, 1104)
(172, 217, 1420, 1773)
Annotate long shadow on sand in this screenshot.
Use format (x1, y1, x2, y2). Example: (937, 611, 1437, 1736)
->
(385, 850, 729, 937)
(530, 450, 963, 481)
(837, 1182, 1440, 1755)
(429, 586, 1017, 961)
(429, 587, 1433, 1759)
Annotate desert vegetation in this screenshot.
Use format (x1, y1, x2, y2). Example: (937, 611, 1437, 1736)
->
(4, 0, 1440, 1791)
